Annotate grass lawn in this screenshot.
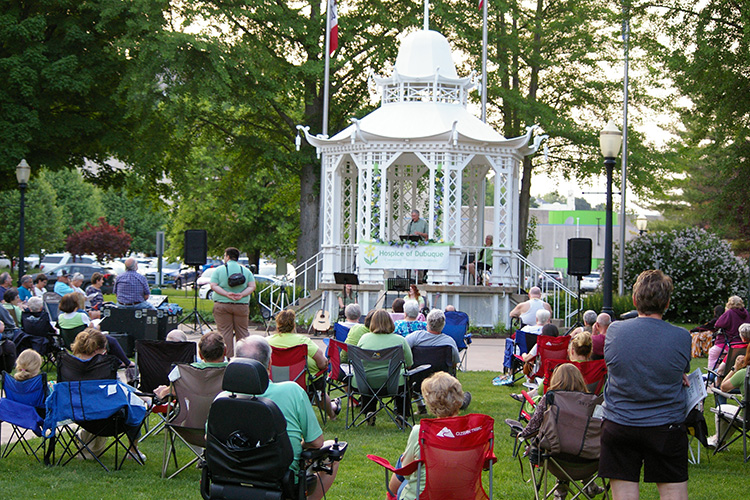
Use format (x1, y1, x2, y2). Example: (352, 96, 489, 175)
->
(0, 356, 744, 499)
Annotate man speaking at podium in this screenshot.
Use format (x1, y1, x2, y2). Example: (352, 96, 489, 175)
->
(406, 210, 428, 241)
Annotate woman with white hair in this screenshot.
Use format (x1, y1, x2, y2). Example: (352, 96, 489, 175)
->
(21, 296, 57, 354)
(394, 300, 427, 337)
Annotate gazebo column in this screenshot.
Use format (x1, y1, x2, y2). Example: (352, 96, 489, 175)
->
(354, 153, 381, 284)
(321, 154, 342, 283)
(434, 153, 463, 285)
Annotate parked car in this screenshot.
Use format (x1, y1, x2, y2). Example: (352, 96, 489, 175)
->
(39, 253, 96, 272)
(580, 272, 601, 292)
(538, 270, 564, 289)
(198, 272, 279, 300)
(44, 264, 115, 294)
(144, 262, 186, 286)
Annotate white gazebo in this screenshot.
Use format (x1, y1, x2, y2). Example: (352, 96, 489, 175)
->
(298, 29, 544, 325)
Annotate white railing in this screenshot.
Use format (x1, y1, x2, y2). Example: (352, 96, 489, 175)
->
(257, 251, 323, 318)
(512, 253, 580, 328)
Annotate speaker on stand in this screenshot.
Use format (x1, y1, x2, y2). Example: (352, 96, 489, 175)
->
(181, 230, 212, 335)
(567, 238, 593, 332)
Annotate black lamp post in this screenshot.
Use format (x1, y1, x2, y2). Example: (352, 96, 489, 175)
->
(16, 159, 31, 283)
(599, 121, 622, 318)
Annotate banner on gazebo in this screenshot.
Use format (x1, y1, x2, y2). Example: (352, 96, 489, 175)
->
(358, 241, 451, 270)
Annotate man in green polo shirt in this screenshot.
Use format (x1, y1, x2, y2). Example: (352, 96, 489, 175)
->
(210, 247, 256, 357)
(406, 209, 428, 240)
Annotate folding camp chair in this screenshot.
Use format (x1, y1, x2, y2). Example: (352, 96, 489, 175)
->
(410, 345, 454, 413)
(516, 359, 606, 424)
(0, 371, 48, 462)
(133, 339, 196, 440)
(162, 363, 226, 478)
(707, 344, 745, 406)
(711, 365, 749, 462)
(326, 339, 351, 398)
(443, 310, 471, 371)
(58, 324, 87, 350)
(333, 322, 351, 343)
(510, 391, 609, 500)
(367, 413, 496, 499)
(200, 359, 348, 500)
(270, 344, 328, 422)
(526, 336, 570, 383)
(501, 329, 541, 386)
(346, 344, 429, 430)
(42, 292, 62, 323)
(44, 351, 146, 471)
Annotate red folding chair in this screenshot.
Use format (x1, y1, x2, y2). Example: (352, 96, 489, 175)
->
(528, 335, 570, 380)
(542, 358, 608, 395)
(367, 413, 496, 499)
(270, 344, 327, 421)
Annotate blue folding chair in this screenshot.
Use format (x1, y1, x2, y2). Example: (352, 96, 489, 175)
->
(333, 322, 351, 343)
(0, 372, 49, 462)
(443, 311, 471, 371)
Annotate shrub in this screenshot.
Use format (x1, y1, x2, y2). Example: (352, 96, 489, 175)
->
(614, 227, 749, 322)
(581, 292, 634, 319)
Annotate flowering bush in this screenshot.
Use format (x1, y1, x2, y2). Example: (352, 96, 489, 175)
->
(615, 227, 749, 322)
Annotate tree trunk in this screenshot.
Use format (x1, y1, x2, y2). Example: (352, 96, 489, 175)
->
(296, 160, 320, 270)
(518, 156, 533, 255)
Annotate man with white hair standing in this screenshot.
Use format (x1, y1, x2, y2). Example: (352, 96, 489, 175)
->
(113, 258, 153, 309)
(510, 286, 553, 326)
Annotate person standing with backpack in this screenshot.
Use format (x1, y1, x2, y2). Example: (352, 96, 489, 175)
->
(210, 247, 256, 357)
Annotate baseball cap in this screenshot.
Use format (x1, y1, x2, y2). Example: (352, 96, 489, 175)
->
(57, 269, 69, 277)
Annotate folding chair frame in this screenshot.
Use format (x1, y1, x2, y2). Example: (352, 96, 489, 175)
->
(529, 452, 609, 500)
(711, 365, 749, 462)
(0, 371, 48, 462)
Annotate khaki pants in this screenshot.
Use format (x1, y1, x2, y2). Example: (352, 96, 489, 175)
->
(213, 302, 250, 357)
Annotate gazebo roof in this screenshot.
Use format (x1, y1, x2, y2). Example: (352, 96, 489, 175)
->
(300, 29, 542, 154)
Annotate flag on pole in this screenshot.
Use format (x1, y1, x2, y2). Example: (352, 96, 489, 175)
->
(329, 0, 338, 54)
(477, 0, 484, 10)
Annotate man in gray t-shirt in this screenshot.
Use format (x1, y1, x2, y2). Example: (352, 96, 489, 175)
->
(405, 309, 460, 367)
(599, 270, 691, 500)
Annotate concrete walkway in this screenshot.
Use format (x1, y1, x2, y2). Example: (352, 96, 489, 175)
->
(1, 326, 506, 445)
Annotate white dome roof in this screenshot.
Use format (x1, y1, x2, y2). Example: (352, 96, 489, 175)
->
(394, 30, 458, 79)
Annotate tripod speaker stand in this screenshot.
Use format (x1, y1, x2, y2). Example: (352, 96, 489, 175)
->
(180, 264, 212, 335)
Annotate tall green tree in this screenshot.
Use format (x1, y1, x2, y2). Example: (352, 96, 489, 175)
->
(39, 169, 104, 235)
(434, 0, 673, 251)
(103, 187, 166, 254)
(0, 0, 169, 184)
(102, 0, 422, 267)
(0, 173, 64, 271)
(652, 1, 750, 241)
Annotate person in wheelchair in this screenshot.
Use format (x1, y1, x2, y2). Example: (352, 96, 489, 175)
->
(387, 372, 466, 500)
(517, 364, 605, 499)
(233, 335, 341, 500)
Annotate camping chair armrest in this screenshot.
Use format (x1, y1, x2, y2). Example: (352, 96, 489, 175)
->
(405, 364, 432, 377)
(705, 368, 722, 378)
(711, 388, 743, 405)
(483, 451, 497, 470)
(367, 454, 421, 476)
(504, 418, 525, 437)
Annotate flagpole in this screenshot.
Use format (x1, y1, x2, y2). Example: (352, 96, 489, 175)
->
(481, 0, 488, 122)
(323, 0, 332, 136)
(618, 2, 630, 295)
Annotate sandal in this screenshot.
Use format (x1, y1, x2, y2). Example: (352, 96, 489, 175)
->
(331, 397, 342, 418)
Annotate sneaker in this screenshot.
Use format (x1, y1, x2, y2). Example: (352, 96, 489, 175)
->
(510, 393, 524, 402)
(706, 434, 718, 449)
(366, 412, 377, 426)
(553, 482, 569, 500)
(584, 482, 605, 497)
(461, 391, 472, 410)
(127, 449, 147, 462)
(331, 397, 342, 418)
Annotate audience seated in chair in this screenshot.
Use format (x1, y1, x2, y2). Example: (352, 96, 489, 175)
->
(394, 300, 427, 337)
(339, 303, 361, 329)
(521, 311, 554, 363)
(590, 313, 611, 360)
(233, 335, 341, 500)
(269, 309, 341, 420)
(57, 293, 133, 369)
(387, 372, 469, 499)
(568, 332, 593, 362)
(20, 297, 58, 356)
(390, 298, 406, 324)
(63, 328, 145, 462)
(343, 309, 375, 363)
(0, 305, 18, 374)
(356, 310, 414, 425)
(708, 345, 749, 449)
(153, 331, 227, 400)
(517, 364, 605, 499)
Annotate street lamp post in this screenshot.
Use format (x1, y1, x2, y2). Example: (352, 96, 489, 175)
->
(636, 215, 648, 235)
(16, 159, 31, 283)
(600, 121, 622, 318)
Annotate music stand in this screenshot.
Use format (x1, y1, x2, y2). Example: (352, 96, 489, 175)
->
(334, 273, 359, 286)
(399, 235, 421, 242)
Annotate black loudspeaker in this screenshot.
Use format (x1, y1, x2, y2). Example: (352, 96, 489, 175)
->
(567, 238, 593, 276)
(184, 230, 208, 265)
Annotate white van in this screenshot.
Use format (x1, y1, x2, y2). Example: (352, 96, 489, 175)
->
(39, 252, 97, 272)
